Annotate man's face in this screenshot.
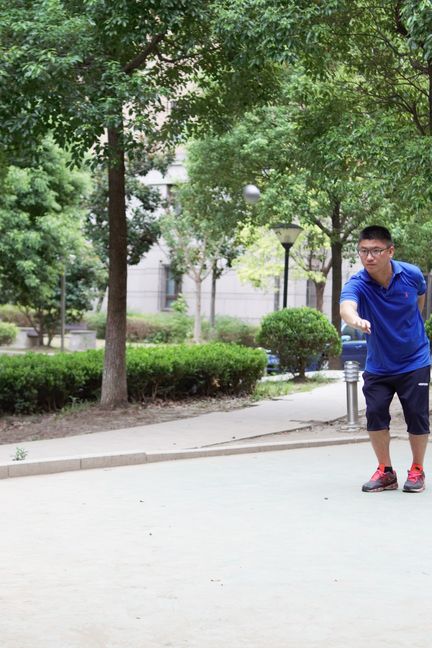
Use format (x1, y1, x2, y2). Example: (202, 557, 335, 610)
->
(357, 238, 394, 273)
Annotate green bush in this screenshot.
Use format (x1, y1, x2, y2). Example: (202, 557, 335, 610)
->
(205, 316, 258, 347)
(0, 351, 104, 414)
(126, 343, 266, 400)
(257, 307, 341, 378)
(0, 322, 18, 345)
(0, 344, 267, 414)
(0, 304, 30, 327)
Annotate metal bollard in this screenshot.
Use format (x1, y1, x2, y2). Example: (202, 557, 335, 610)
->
(344, 361, 360, 431)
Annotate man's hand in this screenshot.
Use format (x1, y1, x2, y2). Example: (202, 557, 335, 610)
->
(340, 300, 371, 334)
(354, 317, 371, 334)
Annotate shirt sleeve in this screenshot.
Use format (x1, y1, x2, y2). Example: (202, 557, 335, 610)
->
(340, 277, 361, 304)
(415, 266, 426, 295)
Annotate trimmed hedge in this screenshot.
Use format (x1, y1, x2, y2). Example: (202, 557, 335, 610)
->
(0, 344, 267, 414)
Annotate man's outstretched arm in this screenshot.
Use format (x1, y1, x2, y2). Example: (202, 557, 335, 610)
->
(340, 300, 371, 334)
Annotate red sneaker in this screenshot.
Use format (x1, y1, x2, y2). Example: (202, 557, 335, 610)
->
(403, 467, 425, 493)
(362, 465, 398, 492)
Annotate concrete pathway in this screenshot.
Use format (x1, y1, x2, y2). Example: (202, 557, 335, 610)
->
(0, 372, 372, 478)
(0, 440, 429, 647)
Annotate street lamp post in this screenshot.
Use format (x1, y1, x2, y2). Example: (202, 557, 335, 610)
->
(272, 223, 303, 308)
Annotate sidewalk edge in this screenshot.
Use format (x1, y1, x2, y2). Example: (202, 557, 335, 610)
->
(0, 435, 371, 480)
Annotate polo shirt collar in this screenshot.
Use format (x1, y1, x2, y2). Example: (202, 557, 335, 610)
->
(361, 259, 402, 283)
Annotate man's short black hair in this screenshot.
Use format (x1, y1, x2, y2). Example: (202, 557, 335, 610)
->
(358, 225, 393, 245)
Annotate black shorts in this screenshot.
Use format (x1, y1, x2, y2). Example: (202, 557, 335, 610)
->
(362, 366, 430, 435)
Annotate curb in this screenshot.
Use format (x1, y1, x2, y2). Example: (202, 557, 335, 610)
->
(0, 435, 371, 480)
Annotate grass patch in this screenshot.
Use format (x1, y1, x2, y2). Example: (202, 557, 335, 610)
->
(252, 374, 334, 401)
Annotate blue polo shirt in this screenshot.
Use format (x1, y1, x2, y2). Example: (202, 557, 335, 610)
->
(340, 260, 430, 375)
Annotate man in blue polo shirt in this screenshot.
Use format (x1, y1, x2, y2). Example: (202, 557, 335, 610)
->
(340, 225, 430, 493)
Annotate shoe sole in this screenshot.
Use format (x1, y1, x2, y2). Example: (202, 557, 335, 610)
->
(403, 485, 425, 493)
(362, 482, 398, 493)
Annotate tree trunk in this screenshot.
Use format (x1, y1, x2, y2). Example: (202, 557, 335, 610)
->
(193, 276, 202, 342)
(36, 311, 44, 346)
(330, 200, 343, 333)
(100, 125, 128, 407)
(428, 63, 432, 135)
(210, 261, 217, 328)
(331, 238, 342, 333)
(96, 285, 107, 312)
(314, 281, 325, 312)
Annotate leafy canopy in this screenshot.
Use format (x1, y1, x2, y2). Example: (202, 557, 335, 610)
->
(0, 138, 105, 339)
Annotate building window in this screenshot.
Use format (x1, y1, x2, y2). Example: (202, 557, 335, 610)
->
(162, 265, 182, 310)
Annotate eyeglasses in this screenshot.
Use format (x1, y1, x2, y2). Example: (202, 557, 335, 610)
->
(358, 246, 391, 258)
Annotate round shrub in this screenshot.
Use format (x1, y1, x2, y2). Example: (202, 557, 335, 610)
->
(0, 322, 18, 345)
(257, 307, 341, 379)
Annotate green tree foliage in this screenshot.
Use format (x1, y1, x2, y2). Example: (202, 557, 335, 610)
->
(257, 307, 341, 380)
(0, 139, 105, 343)
(212, 1, 432, 284)
(184, 68, 395, 330)
(0, 0, 278, 406)
(233, 226, 284, 292)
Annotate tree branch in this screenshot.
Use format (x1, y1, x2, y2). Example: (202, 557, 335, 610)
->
(394, 1, 408, 37)
(155, 46, 195, 65)
(411, 101, 427, 136)
(309, 215, 332, 239)
(123, 32, 166, 73)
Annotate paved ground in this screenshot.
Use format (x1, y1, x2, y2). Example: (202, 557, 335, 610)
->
(0, 439, 430, 648)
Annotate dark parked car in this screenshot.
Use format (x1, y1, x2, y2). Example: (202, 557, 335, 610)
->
(340, 324, 367, 370)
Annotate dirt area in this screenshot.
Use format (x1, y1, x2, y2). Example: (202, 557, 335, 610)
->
(0, 396, 256, 445)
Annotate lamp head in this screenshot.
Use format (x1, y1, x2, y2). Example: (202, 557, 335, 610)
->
(272, 223, 303, 247)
